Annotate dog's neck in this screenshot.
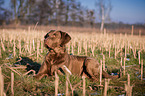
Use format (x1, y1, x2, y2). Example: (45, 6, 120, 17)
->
(49, 46, 66, 55)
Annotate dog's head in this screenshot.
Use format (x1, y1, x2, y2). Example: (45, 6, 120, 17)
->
(44, 30, 71, 49)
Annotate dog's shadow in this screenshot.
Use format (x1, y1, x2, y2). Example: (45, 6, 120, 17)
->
(15, 57, 41, 74)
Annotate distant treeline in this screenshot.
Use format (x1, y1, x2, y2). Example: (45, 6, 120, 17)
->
(0, 0, 95, 27)
(0, 0, 145, 29)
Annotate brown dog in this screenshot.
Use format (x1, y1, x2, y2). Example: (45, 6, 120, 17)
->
(34, 30, 116, 80)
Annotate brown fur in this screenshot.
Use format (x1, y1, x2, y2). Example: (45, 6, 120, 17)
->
(34, 30, 117, 80)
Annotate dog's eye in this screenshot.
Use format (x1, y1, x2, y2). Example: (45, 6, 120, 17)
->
(53, 34, 56, 37)
(44, 35, 47, 38)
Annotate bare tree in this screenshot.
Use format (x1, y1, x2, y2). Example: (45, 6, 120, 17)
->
(86, 10, 95, 28)
(96, 0, 112, 32)
(70, 0, 78, 26)
(6, 0, 97, 26)
(11, 0, 28, 24)
(64, 0, 71, 25)
(0, 0, 4, 9)
(11, 0, 18, 24)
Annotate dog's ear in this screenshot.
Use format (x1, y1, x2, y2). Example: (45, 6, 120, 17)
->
(60, 31, 71, 46)
(44, 30, 55, 39)
(44, 33, 49, 39)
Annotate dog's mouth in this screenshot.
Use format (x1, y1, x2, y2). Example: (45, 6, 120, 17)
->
(44, 44, 53, 51)
(44, 40, 50, 48)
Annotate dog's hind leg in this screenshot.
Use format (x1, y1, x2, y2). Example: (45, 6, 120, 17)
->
(102, 70, 118, 79)
(102, 70, 112, 78)
(84, 58, 100, 80)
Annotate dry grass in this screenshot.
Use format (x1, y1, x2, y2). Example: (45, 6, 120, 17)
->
(0, 27, 145, 95)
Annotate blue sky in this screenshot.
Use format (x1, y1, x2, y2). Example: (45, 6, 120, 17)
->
(79, 0, 145, 24)
(3, 0, 145, 24)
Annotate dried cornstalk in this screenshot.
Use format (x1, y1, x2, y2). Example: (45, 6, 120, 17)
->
(25, 40, 29, 53)
(123, 58, 126, 75)
(37, 41, 40, 61)
(82, 76, 86, 96)
(5, 64, 21, 76)
(13, 39, 16, 57)
(1, 38, 5, 51)
(100, 60, 102, 86)
(11, 72, 14, 96)
(104, 79, 108, 96)
(33, 39, 35, 51)
(41, 40, 43, 53)
(65, 73, 69, 96)
(115, 45, 117, 59)
(143, 43, 145, 50)
(84, 42, 87, 55)
(9, 34, 13, 43)
(128, 74, 130, 86)
(141, 60, 143, 81)
(66, 75, 73, 95)
(91, 44, 95, 56)
(138, 50, 141, 64)
(23, 70, 36, 76)
(55, 71, 59, 96)
(125, 45, 127, 58)
(120, 57, 122, 77)
(103, 54, 106, 71)
(0, 47, 2, 58)
(128, 41, 130, 53)
(18, 40, 21, 55)
(11, 66, 27, 69)
(64, 68, 82, 95)
(130, 46, 137, 59)
(71, 81, 82, 95)
(109, 44, 111, 58)
(79, 42, 82, 54)
(62, 65, 72, 95)
(125, 74, 133, 96)
(77, 42, 80, 55)
(5, 82, 10, 94)
(71, 43, 74, 54)
(99, 46, 102, 51)
(113, 37, 115, 48)
(29, 40, 32, 55)
(0, 67, 4, 96)
(134, 47, 137, 59)
(63, 65, 82, 96)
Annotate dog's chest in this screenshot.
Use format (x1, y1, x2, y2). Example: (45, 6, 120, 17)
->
(45, 52, 64, 65)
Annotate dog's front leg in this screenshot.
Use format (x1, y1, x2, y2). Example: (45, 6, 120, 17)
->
(34, 61, 49, 79)
(51, 60, 66, 75)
